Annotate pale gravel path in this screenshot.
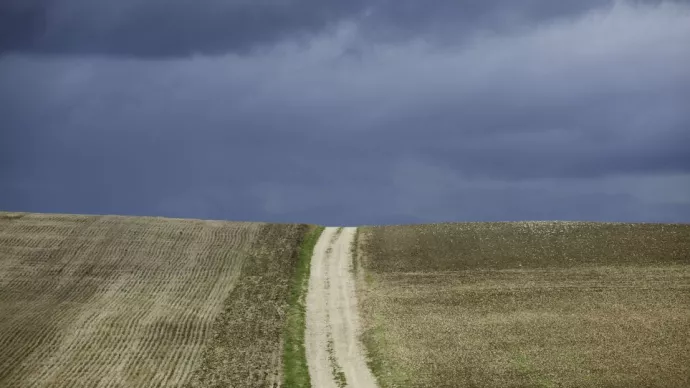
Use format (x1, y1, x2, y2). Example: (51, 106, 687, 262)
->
(305, 227, 378, 388)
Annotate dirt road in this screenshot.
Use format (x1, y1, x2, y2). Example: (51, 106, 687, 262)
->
(305, 227, 378, 388)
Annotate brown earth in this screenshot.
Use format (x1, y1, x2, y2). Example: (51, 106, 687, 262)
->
(356, 222, 690, 388)
(0, 212, 307, 388)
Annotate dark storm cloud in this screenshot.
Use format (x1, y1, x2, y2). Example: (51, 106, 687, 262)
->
(1, 1, 689, 224)
(0, 0, 368, 57)
(0, 0, 641, 57)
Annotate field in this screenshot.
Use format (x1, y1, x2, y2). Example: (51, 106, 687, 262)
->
(356, 222, 690, 388)
(0, 212, 308, 388)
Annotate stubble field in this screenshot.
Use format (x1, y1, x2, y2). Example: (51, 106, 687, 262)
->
(356, 222, 690, 388)
(0, 212, 308, 388)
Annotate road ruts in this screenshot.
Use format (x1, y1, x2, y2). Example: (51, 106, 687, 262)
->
(305, 227, 378, 388)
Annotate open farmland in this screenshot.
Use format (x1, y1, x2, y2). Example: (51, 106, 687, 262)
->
(0, 212, 308, 388)
(356, 222, 690, 388)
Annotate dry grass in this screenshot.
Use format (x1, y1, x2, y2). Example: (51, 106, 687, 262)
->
(283, 225, 324, 388)
(186, 222, 308, 388)
(0, 212, 308, 387)
(357, 222, 690, 388)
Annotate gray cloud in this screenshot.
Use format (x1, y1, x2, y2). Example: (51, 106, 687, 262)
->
(0, 0, 646, 58)
(1, 1, 689, 224)
(0, 0, 367, 57)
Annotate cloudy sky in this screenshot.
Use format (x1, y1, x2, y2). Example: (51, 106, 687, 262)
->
(1, 0, 689, 225)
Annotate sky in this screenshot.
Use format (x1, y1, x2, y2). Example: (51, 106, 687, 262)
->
(1, 0, 689, 225)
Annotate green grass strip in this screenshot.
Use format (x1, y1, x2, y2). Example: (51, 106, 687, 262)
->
(350, 227, 360, 274)
(283, 225, 325, 388)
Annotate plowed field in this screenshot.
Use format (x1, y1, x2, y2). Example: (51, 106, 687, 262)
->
(0, 212, 307, 387)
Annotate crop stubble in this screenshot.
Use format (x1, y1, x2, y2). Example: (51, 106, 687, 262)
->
(356, 222, 690, 388)
(0, 212, 307, 387)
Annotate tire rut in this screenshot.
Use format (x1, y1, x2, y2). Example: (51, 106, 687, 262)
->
(305, 227, 377, 388)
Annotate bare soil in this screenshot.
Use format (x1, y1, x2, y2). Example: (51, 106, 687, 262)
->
(357, 222, 690, 388)
(0, 212, 307, 388)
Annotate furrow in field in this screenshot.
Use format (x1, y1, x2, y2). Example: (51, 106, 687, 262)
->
(144, 222, 223, 388)
(23, 216, 137, 387)
(0, 214, 262, 387)
(0, 216, 105, 384)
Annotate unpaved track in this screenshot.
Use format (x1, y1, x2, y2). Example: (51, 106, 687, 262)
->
(305, 227, 378, 388)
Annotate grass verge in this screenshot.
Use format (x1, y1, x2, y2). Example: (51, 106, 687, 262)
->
(283, 225, 325, 388)
(350, 227, 360, 274)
